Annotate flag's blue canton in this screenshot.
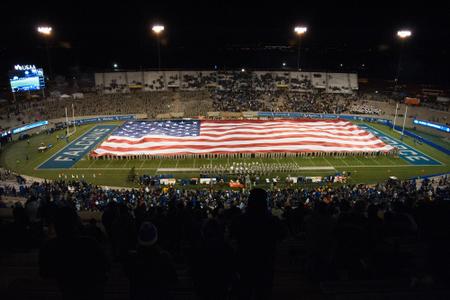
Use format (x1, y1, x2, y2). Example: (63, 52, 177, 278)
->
(113, 120, 200, 138)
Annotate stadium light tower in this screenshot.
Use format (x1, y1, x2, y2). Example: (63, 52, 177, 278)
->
(152, 24, 165, 71)
(294, 26, 307, 70)
(37, 26, 53, 80)
(394, 29, 412, 92)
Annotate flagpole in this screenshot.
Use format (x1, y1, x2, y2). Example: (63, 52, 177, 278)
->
(72, 103, 76, 134)
(65, 107, 69, 136)
(392, 102, 399, 130)
(401, 104, 408, 136)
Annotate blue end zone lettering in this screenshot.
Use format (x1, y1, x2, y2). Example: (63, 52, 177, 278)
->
(358, 124, 441, 166)
(38, 125, 116, 169)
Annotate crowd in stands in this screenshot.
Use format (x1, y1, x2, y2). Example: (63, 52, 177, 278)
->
(348, 102, 383, 115)
(1, 174, 449, 299)
(2, 70, 448, 131)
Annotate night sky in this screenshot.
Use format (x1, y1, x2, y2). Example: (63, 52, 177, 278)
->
(1, 1, 449, 86)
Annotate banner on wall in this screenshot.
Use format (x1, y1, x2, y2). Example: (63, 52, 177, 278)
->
(73, 115, 136, 125)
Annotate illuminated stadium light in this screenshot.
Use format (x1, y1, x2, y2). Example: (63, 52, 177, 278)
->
(294, 26, 307, 35)
(397, 30, 412, 39)
(113, 63, 118, 68)
(37, 26, 52, 35)
(152, 25, 165, 34)
(282, 62, 286, 67)
(241, 68, 245, 72)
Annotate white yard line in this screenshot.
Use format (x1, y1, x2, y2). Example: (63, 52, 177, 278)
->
(123, 159, 130, 168)
(353, 156, 365, 165)
(370, 157, 381, 165)
(323, 156, 334, 167)
(105, 160, 113, 168)
(139, 160, 145, 169)
(338, 157, 350, 166)
(154, 159, 163, 175)
(86, 160, 97, 169)
(290, 157, 300, 167)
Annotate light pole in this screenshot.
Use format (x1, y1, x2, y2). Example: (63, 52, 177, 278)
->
(294, 26, 307, 70)
(152, 24, 164, 70)
(37, 26, 53, 80)
(394, 29, 412, 92)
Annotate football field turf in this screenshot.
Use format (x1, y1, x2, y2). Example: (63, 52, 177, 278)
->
(1, 121, 449, 187)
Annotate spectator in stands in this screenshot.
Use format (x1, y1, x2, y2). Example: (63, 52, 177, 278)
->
(188, 219, 235, 300)
(231, 188, 285, 300)
(304, 201, 336, 281)
(111, 203, 137, 261)
(123, 222, 177, 300)
(39, 207, 109, 300)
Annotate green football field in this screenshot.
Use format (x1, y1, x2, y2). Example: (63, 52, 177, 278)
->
(1, 121, 449, 187)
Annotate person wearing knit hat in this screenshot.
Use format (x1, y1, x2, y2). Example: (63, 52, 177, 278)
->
(137, 222, 158, 247)
(124, 221, 177, 300)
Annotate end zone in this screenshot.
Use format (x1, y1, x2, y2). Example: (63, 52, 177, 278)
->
(358, 124, 442, 166)
(37, 125, 117, 170)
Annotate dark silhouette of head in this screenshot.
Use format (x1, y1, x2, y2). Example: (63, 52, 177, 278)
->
(247, 188, 268, 215)
(202, 219, 222, 241)
(54, 206, 79, 238)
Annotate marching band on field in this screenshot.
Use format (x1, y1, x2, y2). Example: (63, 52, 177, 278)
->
(199, 161, 301, 176)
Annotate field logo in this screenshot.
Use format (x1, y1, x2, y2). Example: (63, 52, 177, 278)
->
(358, 124, 441, 166)
(38, 125, 116, 169)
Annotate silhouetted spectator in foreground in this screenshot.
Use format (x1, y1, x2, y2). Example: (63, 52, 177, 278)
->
(39, 207, 109, 300)
(189, 218, 235, 300)
(231, 188, 285, 300)
(124, 222, 177, 300)
(304, 201, 336, 281)
(84, 218, 106, 244)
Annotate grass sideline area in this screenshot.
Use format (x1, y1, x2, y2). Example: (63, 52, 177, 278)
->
(1, 121, 449, 188)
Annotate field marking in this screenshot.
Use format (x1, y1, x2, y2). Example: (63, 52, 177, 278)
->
(139, 160, 145, 169)
(36, 125, 116, 170)
(362, 124, 445, 166)
(105, 159, 113, 168)
(86, 160, 97, 169)
(123, 159, 130, 168)
(369, 156, 381, 165)
(290, 157, 300, 168)
(353, 156, 365, 165)
(338, 157, 349, 166)
(154, 159, 163, 175)
(323, 156, 334, 167)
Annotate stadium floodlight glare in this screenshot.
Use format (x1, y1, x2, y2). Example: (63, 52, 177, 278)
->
(37, 26, 52, 35)
(294, 26, 307, 70)
(241, 68, 245, 72)
(282, 62, 286, 67)
(113, 63, 118, 68)
(294, 26, 307, 35)
(152, 25, 165, 34)
(397, 30, 412, 39)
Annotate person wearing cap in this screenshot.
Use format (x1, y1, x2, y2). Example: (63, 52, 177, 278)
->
(123, 222, 177, 300)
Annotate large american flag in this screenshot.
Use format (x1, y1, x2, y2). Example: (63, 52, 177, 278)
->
(90, 119, 394, 157)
